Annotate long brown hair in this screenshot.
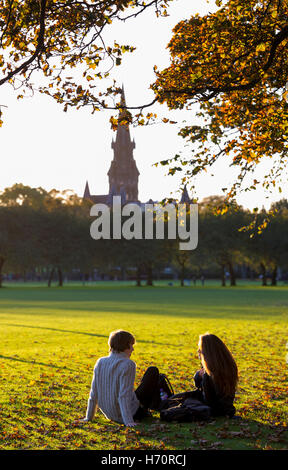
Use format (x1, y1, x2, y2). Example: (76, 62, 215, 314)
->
(199, 333, 238, 396)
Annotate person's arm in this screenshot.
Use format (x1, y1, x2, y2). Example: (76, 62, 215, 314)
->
(85, 364, 99, 421)
(118, 361, 138, 426)
(194, 367, 205, 389)
(202, 373, 218, 406)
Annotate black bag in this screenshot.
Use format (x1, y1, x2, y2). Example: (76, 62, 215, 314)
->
(160, 398, 211, 422)
(158, 373, 174, 399)
(151, 373, 174, 411)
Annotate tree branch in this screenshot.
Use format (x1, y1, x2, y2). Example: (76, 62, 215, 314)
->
(0, 0, 14, 48)
(104, 96, 159, 111)
(0, 0, 47, 86)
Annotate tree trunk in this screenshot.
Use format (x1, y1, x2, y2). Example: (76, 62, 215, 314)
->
(121, 267, 127, 281)
(228, 261, 236, 286)
(180, 263, 185, 287)
(58, 267, 63, 287)
(146, 264, 153, 286)
(136, 266, 141, 287)
(221, 264, 226, 287)
(48, 267, 55, 287)
(0, 256, 5, 288)
(271, 265, 277, 286)
(260, 262, 267, 286)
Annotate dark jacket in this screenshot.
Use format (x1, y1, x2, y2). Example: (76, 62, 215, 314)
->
(194, 368, 236, 417)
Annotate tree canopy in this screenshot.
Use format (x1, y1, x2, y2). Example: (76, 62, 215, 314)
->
(0, 0, 171, 125)
(152, 0, 288, 208)
(1, 1, 288, 211)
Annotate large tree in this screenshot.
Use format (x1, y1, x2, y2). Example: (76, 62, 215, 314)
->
(251, 201, 288, 285)
(199, 196, 250, 286)
(152, 0, 288, 207)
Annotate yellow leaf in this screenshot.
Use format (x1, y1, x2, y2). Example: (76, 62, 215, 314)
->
(256, 43, 266, 52)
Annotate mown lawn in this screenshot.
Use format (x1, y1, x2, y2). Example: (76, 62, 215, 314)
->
(0, 283, 287, 450)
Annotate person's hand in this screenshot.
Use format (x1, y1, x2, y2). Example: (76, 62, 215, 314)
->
(126, 422, 137, 427)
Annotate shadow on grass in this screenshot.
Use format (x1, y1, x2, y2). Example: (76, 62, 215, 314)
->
(0, 354, 75, 371)
(1, 323, 174, 347)
(131, 414, 288, 450)
(1, 286, 287, 321)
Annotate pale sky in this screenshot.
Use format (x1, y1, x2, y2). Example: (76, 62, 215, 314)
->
(0, 0, 286, 210)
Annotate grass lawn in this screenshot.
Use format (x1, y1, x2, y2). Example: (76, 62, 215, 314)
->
(0, 282, 287, 450)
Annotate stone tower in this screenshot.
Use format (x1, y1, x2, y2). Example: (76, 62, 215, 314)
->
(108, 87, 139, 202)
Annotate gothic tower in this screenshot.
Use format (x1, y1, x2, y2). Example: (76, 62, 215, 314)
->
(108, 87, 140, 202)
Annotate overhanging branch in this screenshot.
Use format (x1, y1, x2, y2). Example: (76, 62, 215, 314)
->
(0, 0, 47, 86)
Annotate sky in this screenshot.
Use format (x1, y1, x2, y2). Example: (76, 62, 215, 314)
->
(0, 0, 286, 210)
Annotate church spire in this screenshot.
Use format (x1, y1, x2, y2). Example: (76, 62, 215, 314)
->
(180, 184, 192, 203)
(113, 85, 134, 150)
(83, 180, 91, 199)
(108, 86, 139, 202)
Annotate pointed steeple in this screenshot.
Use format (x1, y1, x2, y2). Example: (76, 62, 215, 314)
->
(83, 180, 91, 199)
(108, 85, 139, 202)
(113, 85, 135, 151)
(180, 184, 191, 203)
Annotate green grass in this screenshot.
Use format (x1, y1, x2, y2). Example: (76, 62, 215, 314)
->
(0, 283, 287, 450)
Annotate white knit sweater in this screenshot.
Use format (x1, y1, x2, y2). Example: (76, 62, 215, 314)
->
(85, 351, 140, 425)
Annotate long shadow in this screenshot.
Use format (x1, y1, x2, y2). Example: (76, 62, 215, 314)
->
(1, 323, 175, 347)
(1, 301, 283, 320)
(198, 416, 288, 450)
(1, 288, 287, 320)
(0, 354, 74, 371)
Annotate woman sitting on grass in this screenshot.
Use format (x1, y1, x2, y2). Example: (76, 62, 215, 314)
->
(193, 332, 238, 417)
(172, 333, 238, 418)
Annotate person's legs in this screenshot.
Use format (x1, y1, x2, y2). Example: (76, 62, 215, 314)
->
(135, 366, 161, 410)
(133, 405, 151, 421)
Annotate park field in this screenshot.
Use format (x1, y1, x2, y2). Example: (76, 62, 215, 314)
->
(0, 283, 287, 450)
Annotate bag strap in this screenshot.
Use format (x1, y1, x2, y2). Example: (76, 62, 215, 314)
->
(161, 373, 174, 395)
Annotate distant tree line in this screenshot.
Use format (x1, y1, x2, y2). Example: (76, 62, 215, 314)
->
(0, 184, 288, 288)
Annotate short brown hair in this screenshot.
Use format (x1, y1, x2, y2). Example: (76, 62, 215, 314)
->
(108, 330, 135, 352)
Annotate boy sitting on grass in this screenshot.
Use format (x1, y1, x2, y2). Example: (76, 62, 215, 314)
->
(82, 329, 161, 427)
